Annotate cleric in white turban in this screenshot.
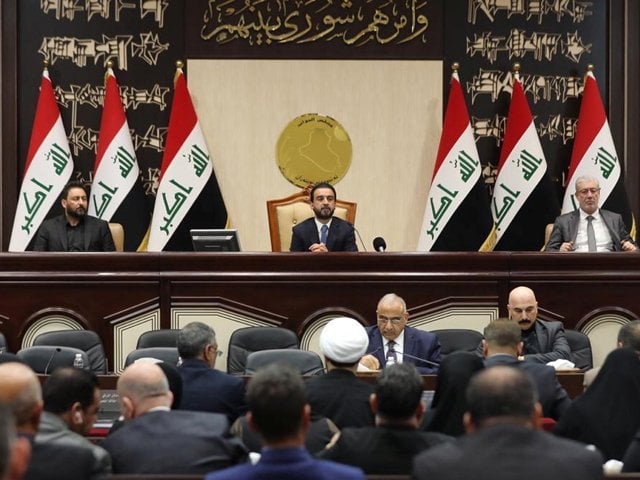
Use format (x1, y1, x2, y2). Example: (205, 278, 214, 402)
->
(319, 316, 368, 364)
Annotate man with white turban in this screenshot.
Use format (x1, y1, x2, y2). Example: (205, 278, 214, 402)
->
(305, 317, 375, 428)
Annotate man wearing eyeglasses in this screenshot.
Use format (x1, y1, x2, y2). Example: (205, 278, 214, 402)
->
(545, 175, 637, 252)
(177, 322, 247, 423)
(360, 293, 441, 374)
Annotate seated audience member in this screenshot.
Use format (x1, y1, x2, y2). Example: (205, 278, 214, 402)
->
(412, 366, 604, 480)
(32, 180, 115, 252)
(177, 322, 247, 422)
(306, 317, 374, 428)
(0, 362, 100, 480)
(102, 362, 246, 474)
(35, 367, 111, 476)
(319, 363, 451, 474)
(360, 293, 441, 374)
(545, 175, 636, 252)
(0, 404, 30, 480)
(290, 182, 357, 252)
(205, 364, 365, 480)
(482, 319, 571, 420)
(584, 319, 640, 389)
(422, 351, 484, 436)
(491, 286, 571, 364)
(555, 348, 640, 460)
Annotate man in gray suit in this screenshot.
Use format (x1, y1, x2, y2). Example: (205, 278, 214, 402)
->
(545, 175, 636, 252)
(411, 366, 604, 480)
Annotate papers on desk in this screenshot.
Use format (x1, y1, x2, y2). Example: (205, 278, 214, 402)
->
(546, 359, 576, 370)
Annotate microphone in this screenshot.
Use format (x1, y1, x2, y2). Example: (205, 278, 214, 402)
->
(400, 351, 440, 369)
(373, 237, 387, 252)
(353, 226, 368, 252)
(44, 347, 62, 375)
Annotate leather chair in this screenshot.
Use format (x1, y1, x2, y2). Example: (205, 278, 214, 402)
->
(17, 346, 91, 374)
(136, 329, 181, 349)
(266, 187, 357, 252)
(108, 222, 124, 252)
(565, 329, 593, 370)
(0, 332, 7, 353)
(227, 326, 299, 375)
(432, 329, 483, 360)
(124, 347, 180, 367)
(33, 330, 108, 374)
(245, 349, 325, 376)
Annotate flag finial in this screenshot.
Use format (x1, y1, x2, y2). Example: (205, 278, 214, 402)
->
(512, 63, 521, 74)
(42, 59, 49, 70)
(106, 60, 113, 69)
(451, 62, 459, 72)
(175, 60, 184, 69)
(586, 64, 594, 73)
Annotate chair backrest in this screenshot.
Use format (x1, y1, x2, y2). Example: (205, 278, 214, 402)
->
(245, 349, 325, 376)
(0, 332, 7, 353)
(124, 347, 180, 367)
(17, 346, 91, 374)
(108, 222, 125, 252)
(565, 329, 593, 370)
(266, 189, 357, 252)
(431, 329, 484, 360)
(227, 326, 299, 375)
(33, 330, 107, 374)
(136, 329, 181, 349)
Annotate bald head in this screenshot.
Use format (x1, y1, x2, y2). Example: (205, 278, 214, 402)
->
(117, 362, 171, 419)
(507, 286, 538, 331)
(0, 363, 42, 433)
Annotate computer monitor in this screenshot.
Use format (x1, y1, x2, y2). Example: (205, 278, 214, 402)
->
(190, 229, 241, 252)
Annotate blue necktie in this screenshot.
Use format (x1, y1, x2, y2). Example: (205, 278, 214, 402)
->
(320, 224, 328, 244)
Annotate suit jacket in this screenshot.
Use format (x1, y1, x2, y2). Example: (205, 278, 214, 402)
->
(366, 325, 441, 374)
(545, 208, 634, 251)
(412, 424, 604, 480)
(305, 369, 374, 428)
(24, 439, 101, 480)
(32, 214, 115, 251)
(101, 409, 247, 474)
(204, 447, 365, 480)
(484, 354, 571, 420)
(317, 426, 453, 474)
(178, 359, 247, 423)
(290, 217, 357, 252)
(35, 411, 112, 476)
(522, 319, 572, 364)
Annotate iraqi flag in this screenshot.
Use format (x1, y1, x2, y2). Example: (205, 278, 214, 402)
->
(146, 64, 228, 251)
(561, 68, 635, 238)
(491, 70, 559, 251)
(89, 66, 150, 251)
(418, 69, 494, 251)
(9, 67, 73, 252)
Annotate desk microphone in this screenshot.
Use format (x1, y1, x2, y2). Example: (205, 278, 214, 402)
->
(353, 226, 368, 252)
(373, 237, 387, 252)
(44, 347, 62, 375)
(400, 351, 440, 368)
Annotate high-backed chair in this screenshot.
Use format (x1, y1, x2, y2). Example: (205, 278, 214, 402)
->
(33, 330, 107, 374)
(266, 189, 357, 252)
(565, 329, 593, 370)
(432, 329, 484, 360)
(227, 326, 299, 375)
(124, 347, 180, 367)
(245, 349, 325, 376)
(136, 329, 181, 349)
(17, 346, 91, 374)
(0, 332, 7, 353)
(108, 222, 124, 252)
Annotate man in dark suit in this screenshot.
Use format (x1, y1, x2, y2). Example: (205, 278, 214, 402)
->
(102, 362, 246, 474)
(482, 319, 571, 420)
(205, 364, 365, 480)
(360, 293, 440, 374)
(32, 181, 115, 252)
(0, 362, 99, 480)
(318, 363, 452, 474)
(290, 182, 357, 252)
(177, 322, 247, 423)
(412, 366, 604, 480)
(306, 317, 374, 428)
(545, 175, 636, 252)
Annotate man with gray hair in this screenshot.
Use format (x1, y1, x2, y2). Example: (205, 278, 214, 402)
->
(101, 362, 246, 474)
(412, 366, 604, 480)
(177, 322, 247, 422)
(546, 175, 636, 252)
(0, 404, 29, 480)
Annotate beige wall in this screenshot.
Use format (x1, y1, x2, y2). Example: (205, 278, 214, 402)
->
(189, 60, 442, 252)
